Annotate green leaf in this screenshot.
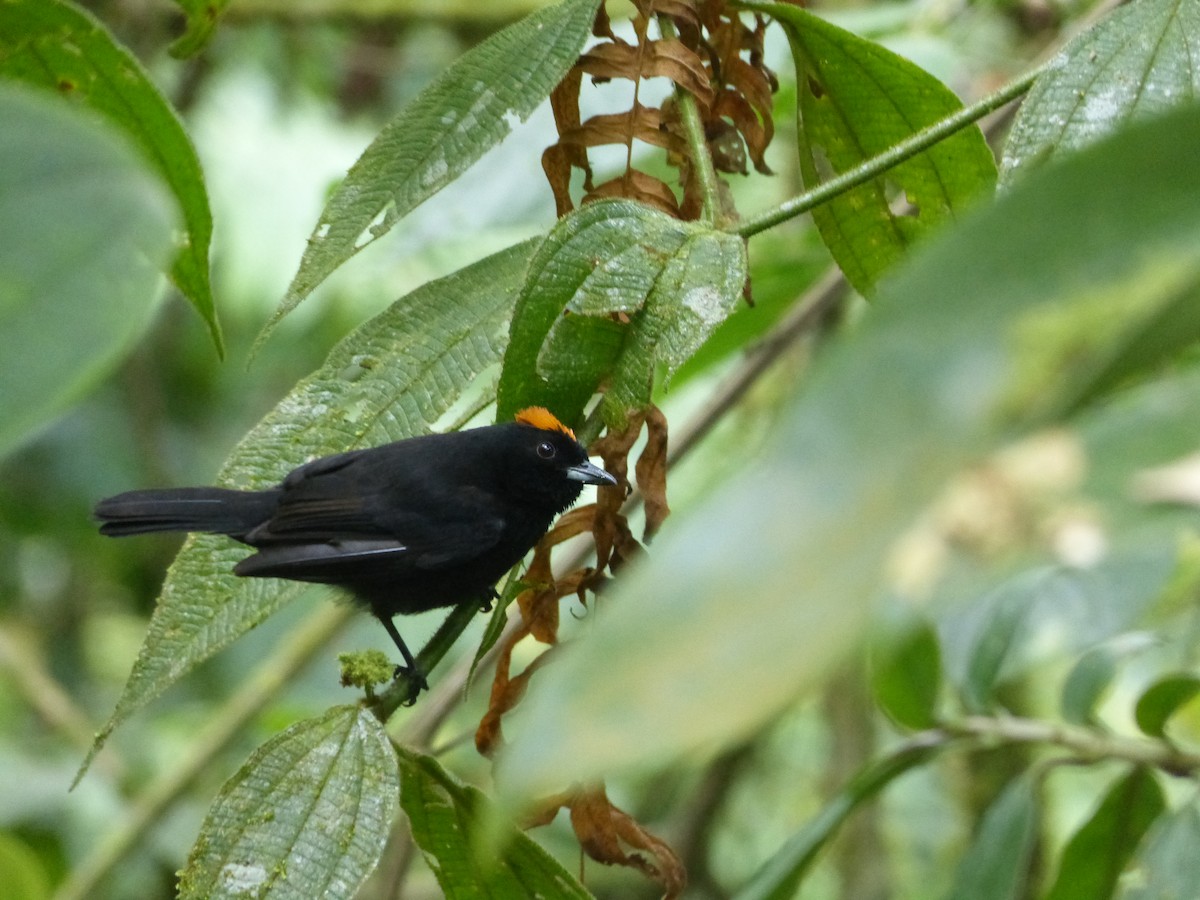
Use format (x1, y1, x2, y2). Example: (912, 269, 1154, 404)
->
(870, 618, 942, 730)
(0, 831, 51, 900)
(1061, 633, 1156, 726)
(734, 739, 941, 900)
(1044, 767, 1165, 900)
(497, 199, 747, 428)
(180, 706, 399, 900)
(1120, 802, 1200, 900)
(746, 0, 997, 296)
(396, 746, 591, 899)
(83, 240, 538, 774)
(1134, 674, 1200, 739)
(266, 0, 600, 344)
(1002, 0, 1200, 184)
(962, 585, 1037, 714)
(997, 252, 1200, 425)
(0, 0, 222, 355)
(494, 105, 1200, 797)
(944, 774, 1040, 900)
(0, 86, 177, 460)
(168, 0, 231, 58)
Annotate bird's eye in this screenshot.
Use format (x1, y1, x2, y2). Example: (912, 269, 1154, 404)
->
(536, 441, 556, 459)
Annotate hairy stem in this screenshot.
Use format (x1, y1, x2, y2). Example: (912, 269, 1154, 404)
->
(657, 14, 722, 224)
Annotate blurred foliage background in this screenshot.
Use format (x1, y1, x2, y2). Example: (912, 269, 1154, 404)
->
(2, 0, 1199, 898)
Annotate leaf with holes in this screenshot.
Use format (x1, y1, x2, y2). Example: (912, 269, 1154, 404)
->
(179, 706, 398, 900)
(743, 0, 996, 296)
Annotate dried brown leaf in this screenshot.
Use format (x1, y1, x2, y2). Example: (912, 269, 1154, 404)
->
(568, 105, 683, 154)
(587, 171, 680, 216)
(713, 90, 772, 174)
(577, 40, 714, 108)
(545, 67, 589, 216)
(636, 406, 671, 540)
(567, 784, 687, 899)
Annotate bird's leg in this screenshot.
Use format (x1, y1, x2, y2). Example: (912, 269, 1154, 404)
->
(380, 616, 429, 702)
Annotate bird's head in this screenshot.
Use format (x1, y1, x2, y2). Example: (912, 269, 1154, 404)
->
(500, 408, 617, 511)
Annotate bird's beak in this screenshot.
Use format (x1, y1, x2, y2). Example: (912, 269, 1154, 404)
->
(566, 460, 618, 486)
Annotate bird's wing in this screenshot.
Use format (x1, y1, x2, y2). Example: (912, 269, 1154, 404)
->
(243, 449, 508, 575)
(233, 516, 505, 580)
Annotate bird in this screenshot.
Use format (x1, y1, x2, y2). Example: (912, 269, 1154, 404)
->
(95, 407, 616, 697)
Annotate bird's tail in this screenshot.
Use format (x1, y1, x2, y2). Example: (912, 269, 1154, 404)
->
(95, 487, 279, 538)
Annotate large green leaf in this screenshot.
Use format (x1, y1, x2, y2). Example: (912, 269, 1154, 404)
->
(742, 0, 996, 296)
(495, 106, 1200, 796)
(0, 0, 221, 354)
(944, 774, 1041, 900)
(497, 199, 747, 429)
(734, 739, 941, 900)
(1044, 767, 1164, 900)
(1002, 0, 1200, 184)
(1060, 633, 1156, 726)
(1120, 802, 1200, 900)
(168, 0, 233, 58)
(267, 0, 600, 342)
(0, 86, 176, 460)
(396, 747, 591, 899)
(870, 618, 942, 730)
(84, 239, 538, 772)
(180, 706, 398, 900)
(1134, 674, 1200, 739)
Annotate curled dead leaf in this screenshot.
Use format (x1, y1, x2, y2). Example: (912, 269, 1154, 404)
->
(568, 784, 687, 899)
(637, 405, 671, 540)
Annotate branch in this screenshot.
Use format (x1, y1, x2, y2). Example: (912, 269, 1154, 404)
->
(945, 715, 1200, 777)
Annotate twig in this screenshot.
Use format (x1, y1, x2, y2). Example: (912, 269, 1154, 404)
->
(945, 715, 1200, 777)
(729, 64, 1042, 238)
(0, 626, 123, 779)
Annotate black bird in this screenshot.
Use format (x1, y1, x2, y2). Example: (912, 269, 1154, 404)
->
(95, 407, 616, 694)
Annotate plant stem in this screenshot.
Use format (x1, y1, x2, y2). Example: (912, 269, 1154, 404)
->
(731, 66, 1043, 239)
(657, 15, 722, 225)
(945, 715, 1200, 776)
(373, 601, 481, 720)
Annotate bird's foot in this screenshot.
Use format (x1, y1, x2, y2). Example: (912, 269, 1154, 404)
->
(392, 664, 430, 706)
(479, 587, 500, 613)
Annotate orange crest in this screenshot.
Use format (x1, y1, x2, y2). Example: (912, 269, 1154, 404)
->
(515, 407, 576, 439)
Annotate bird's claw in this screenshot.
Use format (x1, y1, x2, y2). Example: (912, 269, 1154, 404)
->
(392, 664, 429, 706)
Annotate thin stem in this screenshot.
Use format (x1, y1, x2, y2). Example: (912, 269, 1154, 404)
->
(54, 602, 353, 900)
(944, 715, 1200, 776)
(732, 67, 1043, 239)
(657, 14, 721, 224)
(0, 626, 120, 777)
(373, 601, 481, 720)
